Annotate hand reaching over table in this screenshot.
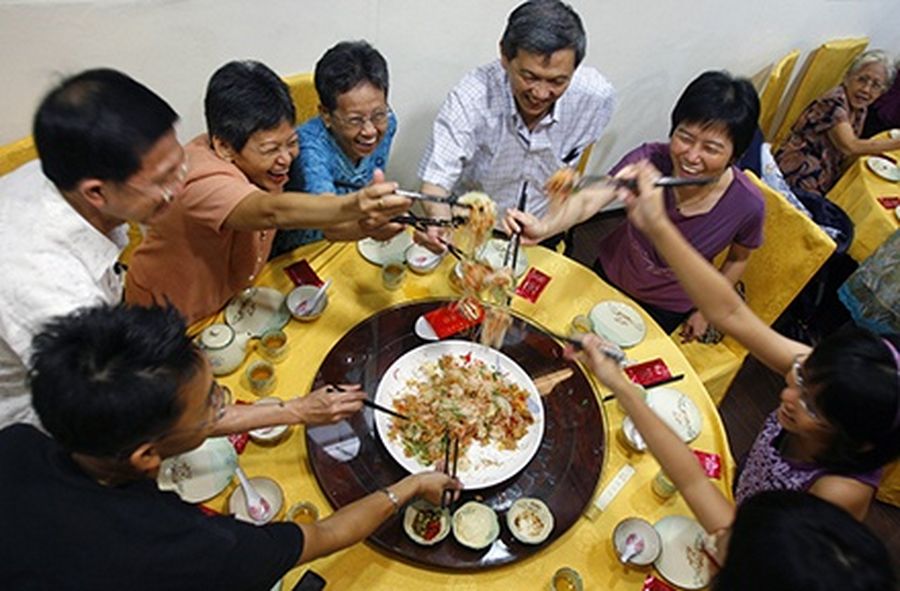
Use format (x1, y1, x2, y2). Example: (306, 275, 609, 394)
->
(503, 208, 549, 245)
(296, 384, 367, 425)
(616, 161, 667, 234)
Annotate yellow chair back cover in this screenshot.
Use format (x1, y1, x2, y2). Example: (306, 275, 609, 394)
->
(0, 135, 37, 177)
(282, 72, 320, 126)
(758, 50, 800, 140)
(771, 37, 868, 149)
(676, 170, 836, 404)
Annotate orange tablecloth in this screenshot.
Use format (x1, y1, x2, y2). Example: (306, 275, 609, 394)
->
(827, 136, 900, 262)
(206, 239, 735, 590)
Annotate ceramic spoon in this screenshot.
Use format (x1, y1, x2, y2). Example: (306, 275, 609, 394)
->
(235, 466, 271, 523)
(620, 533, 645, 563)
(296, 279, 331, 316)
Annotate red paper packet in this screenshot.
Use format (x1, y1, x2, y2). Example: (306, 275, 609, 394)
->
(198, 504, 222, 517)
(877, 196, 900, 209)
(642, 574, 676, 591)
(226, 400, 251, 454)
(693, 449, 723, 479)
(625, 358, 672, 386)
(423, 302, 484, 339)
(514, 267, 552, 303)
(284, 260, 324, 287)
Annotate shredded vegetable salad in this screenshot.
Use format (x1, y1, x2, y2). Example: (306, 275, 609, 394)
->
(388, 353, 535, 467)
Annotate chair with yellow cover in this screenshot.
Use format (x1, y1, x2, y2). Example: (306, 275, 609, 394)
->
(0, 135, 37, 177)
(282, 72, 320, 126)
(770, 37, 869, 149)
(675, 170, 836, 404)
(757, 50, 800, 140)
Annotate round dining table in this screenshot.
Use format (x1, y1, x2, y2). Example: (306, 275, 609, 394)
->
(201, 237, 735, 590)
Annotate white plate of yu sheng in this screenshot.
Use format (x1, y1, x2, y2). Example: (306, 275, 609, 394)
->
(374, 340, 544, 489)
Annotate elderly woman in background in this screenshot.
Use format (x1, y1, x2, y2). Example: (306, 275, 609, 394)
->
(775, 50, 900, 197)
(269, 41, 399, 258)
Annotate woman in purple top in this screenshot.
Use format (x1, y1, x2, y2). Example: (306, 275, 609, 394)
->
(775, 50, 900, 197)
(582, 161, 900, 522)
(506, 71, 764, 338)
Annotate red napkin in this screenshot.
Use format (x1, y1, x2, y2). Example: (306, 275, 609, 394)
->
(198, 504, 222, 517)
(226, 400, 251, 454)
(877, 196, 900, 209)
(625, 358, 671, 386)
(642, 575, 676, 591)
(284, 260, 324, 287)
(693, 450, 723, 479)
(423, 302, 484, 339)
(514, 267, 552, 303)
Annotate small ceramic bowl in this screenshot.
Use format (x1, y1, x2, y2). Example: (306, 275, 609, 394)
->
(248, 397, 290, 444)
(506, 497, 554, 544)
(403, 499, 451, 545)
(612, 517, 662, 566)
(452, 501, 500, 550)
(286, 285, 328, 321)
(405, 244, 443, 274)
(229, 476, 284, 524)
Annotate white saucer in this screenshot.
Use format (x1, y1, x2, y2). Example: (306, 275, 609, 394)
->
(589, 301, 646, 347)
(414, 315, 439, 341)
(157, 437, 237, 503)
(357, 233, 413, 265)
(225, 287, 290, 337)
(621, 387, 702, 451)
(476, 238, 528, 277)
(653, 515, 713, 590)
(866, 156, 900, 182)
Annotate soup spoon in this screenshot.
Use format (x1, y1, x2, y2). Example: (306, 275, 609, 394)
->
(235, 466, 271, 523)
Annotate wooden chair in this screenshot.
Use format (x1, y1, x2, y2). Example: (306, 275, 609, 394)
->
(282, 72, 320, 126)
(771, 37, 869, 149)
(758, 50, 800, 140)
(675, 170, 836, 404)
(0, 135, 37, 177)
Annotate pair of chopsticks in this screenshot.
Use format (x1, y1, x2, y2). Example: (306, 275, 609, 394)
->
(395, 189, 472, 209)
(502, 181, 528, 273)
(329, 384, 410, 421)
(574, 175, 716, 193)
(395, 210, 467, 261)
(600, 374, 686, 402)
(441, 431, 459, 509)
(392, 214, 467, 229)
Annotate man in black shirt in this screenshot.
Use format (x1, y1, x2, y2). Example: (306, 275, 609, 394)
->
(0, 304, 458, 590)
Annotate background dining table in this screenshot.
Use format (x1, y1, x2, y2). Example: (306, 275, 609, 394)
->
(200, 236, 735, 590)
(827, 132, 900, 262)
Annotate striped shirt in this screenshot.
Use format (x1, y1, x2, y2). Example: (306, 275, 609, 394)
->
(418, 60, 615, 219)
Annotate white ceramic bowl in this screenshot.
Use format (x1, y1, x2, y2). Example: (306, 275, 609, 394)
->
(229, 476, 284, 524)
(613, 517, 662, 566)
(248, 397, 290, 444)
(506, 497, 554, 544)
(452, 501, 500, 550)
(403, 499, 451, 545)
(286, 285, 328, 321)
(405, 244, 443, 274)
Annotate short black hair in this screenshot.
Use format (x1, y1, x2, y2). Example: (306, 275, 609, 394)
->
(205, 60, 296, 152)
(669, 70, 760, 161)
(315, 40, 390, 112)
(33, 68, 179, 191)
(29, 304, 203, 458)
(500, 0, 587, 66)
(715, 491, 894, 591)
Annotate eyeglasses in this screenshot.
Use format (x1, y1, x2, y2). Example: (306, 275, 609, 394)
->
(330, 107, 391, 131)
(791, 354, 820, 420)
(851, 74, 886, 93)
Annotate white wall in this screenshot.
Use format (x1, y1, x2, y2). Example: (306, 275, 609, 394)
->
(1, 0, 897, 184)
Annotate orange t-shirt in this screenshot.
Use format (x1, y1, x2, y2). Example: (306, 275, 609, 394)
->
(126, 135, 273, 324)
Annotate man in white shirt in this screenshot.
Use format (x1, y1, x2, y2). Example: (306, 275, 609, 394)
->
(417, 0, 616, 247)
(0, 69, 187, 428)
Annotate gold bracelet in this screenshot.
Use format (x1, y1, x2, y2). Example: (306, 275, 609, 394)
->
(381, 487, 400, 514)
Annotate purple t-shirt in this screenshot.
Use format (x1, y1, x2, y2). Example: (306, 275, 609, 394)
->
(735, 412, 883, 504)
(596, 142, 765, 313)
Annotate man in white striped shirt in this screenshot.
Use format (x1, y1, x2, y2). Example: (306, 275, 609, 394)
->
(417, 0, 616, 248)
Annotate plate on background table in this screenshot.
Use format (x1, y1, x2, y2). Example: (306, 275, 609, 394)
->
(589, 300, 647, 347)
(374, 340, 544, 489)
(866, 156, 900, 182)
(475, 238, 529, 277)
(225, 287, 290, 337)
(157, 437, 237, 503)
(357, 232, 413, 265)
(653, 515, 713, 590)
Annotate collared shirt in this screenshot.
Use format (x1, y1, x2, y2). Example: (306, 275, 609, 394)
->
(0, 160, 127, 428)
(269, 112, 398, 258)
(418, 59, 616, 219)
(126, 135, 273, 325)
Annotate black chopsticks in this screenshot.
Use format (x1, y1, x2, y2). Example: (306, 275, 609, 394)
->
(395, 189, 473, 209)
(329, 384, 410, 421)
(575, 174, 716, 193)
(392, 215, 467, 229)
(441, 431, 459, 509)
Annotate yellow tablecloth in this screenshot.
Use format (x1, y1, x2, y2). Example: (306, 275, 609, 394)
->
(207, 239, 735, 590)
(827, 137, 900, 262)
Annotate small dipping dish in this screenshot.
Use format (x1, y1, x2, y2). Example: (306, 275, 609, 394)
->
(405, 244, 443, 274)
(286, 285, 328, 321)
(612, 517, 661, 566)
(248, 397, 290, 444)
(229, 476, 284, 524)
